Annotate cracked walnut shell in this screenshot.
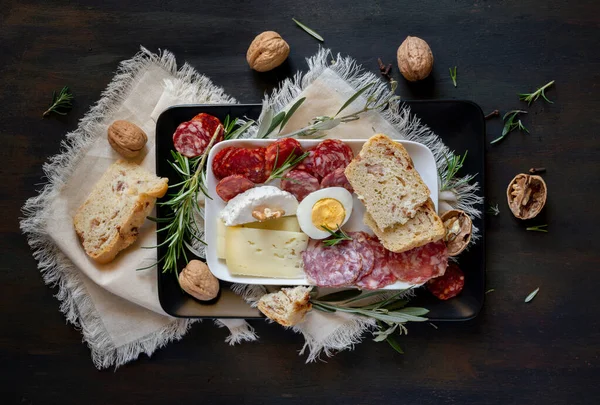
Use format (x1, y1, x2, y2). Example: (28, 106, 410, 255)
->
(507, 174, 547, 219)
(246, 31, 290, 72)
(107, 120, 148, 158)
(440, 210, 472, 256)
(397, 36, 434, 82)
(178, 260, 220, 301)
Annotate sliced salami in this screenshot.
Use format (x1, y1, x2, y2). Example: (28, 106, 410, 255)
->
(212, 147, 268, 183)
(295, 149, 315, 174)
(280, 169, 320, 202)
(311, 139, 354, 179)
(173, 118, 223, 158)
(426, 263, 465, 300)
(302, 238, 363, 287)
(351, 232, 375, 280)
(355, 237, 397, 290)
(265, 138, 303, 173)
(321, 167, 354, 192)
(216, 174, 255, 202)
(387, 241, 449, 285)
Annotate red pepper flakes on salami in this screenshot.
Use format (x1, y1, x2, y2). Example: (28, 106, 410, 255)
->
(387, 241, 449, 285)
(310, 139, 354, 180)
(173, 116, 224, 158)
(215, 174, 255, 202)
(321, 167, 354, 192)
(280, 169, 320, 202)
(212, 147, 268, 183)
(426, 263, 465, 300)
(265, 138, 303, 173)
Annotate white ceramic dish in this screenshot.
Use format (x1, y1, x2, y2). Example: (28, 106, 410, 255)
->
(205, 139, 439, 289)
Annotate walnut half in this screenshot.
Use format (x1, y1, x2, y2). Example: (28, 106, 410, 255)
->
(252, 206, 285, 222)
(178, 260, 220, 301)
(440, 210, 472, 256)
(507, 174, 547, 219)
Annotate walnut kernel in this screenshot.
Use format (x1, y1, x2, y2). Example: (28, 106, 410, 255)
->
(440, 210, 472, 256)
(507, 174, 547, 219)
(246, 31, 290, 72)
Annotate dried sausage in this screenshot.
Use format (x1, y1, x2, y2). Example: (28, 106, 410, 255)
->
(212, 147, 268, 183)
(173, 117, 223, 158)
(280, 169, 320, 202)
(321, 167, 354, 192)
(216, 175, 255, 202)
(426, 263, 465, 300)
(311, 139, 354, 179)
(265, 138, 303, 173)
(387, 241, 449, 285)
(302, 238, 363, 287)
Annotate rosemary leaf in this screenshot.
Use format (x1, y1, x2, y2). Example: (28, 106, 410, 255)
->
(524, 287, 540, 303)
(491, 110, 528, 144)
(292, 18, 324, 42)
(486, 203, 500, 216)
(265, 151, 310, 183)
(321, 225, 353, 247)
(526, 224, 548, 232)
(43, 86, 74, 117)
(449, 66, 457, 87)
(519, 80, 554, 105)
(225, 119, 254, 140)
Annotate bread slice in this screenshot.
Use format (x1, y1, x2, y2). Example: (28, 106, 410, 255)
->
(364, 199, 445, 253)
(257, 286, 312, 327)
(345, 134, 430, 229)
(73, 160, 168, 264)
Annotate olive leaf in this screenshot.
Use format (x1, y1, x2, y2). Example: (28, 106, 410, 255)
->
(256, 109, 274, 139)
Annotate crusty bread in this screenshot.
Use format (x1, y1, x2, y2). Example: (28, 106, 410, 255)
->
(344, 134, 430, 229)
(257, 286, 312, 327)
(364, 198, 445, 253)
(73, 160, 168, 264)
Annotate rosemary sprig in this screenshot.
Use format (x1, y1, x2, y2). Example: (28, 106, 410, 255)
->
(490, 110, 528, 144)
(449, 66, 457, 87)
(292, 18, 324, 42)
(524, 287, 540, 303)
(43, 86, 74, 117)
(154, 125, 223, 275)
(526, 224, 548, 232)
(519, 80, 554, 105)
(223, 115, 255, 140)
(321, 225, 353, 247)
(265, 151, 310, 183)
(440, 151, 474, 191)
(487, 203, 500, 216)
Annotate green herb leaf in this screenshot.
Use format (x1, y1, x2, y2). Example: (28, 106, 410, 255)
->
(485, 288, 495, 294)
(317, 289, 363, 302)
(526, 224, 548, 232)
(518, 80, 555, 105)
(486, 203, 500, 216)
(321, 225, 353, 247)
(440, 150, 475, 191)
(292, 18, 324, 42)
(278, 97, 306, 132)
(265, 150, 310, 183)
(335, 82, 375, 117)
(491, 110, 528, 144)
(256, 109, 274, 139)
(386, 335, 404, 354)
(449, 66, 457, 87)
(525, 287, 540, 303)
(266, 111, 286, 136)
(43, 86, 74, 117)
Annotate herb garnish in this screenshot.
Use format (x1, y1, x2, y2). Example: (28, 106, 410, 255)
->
(490, 110, 528, 144)
(440, 151, 475, 191)
(265, 150, 310, 183)
(449, 66, 457, 87)
(519, 80, 554, 105)
(223, 115, 255, 140)
(292, 18, 324, 42)
(526, 224, 548, 232)
(524, 287, 540, 303)
(485, 288, 495, 294)
(487, 203, 500, 216)
(43, 86, 74, 117)
(257, 98, 306, 139)
(321, 225, 353, 247)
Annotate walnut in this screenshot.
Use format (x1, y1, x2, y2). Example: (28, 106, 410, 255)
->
(178, 260, 220, 301)
(251, 206, 285, 221)
(246, 31, 290, 72)
(107, 120, 148, 158)
(440, 210, 472, 256)
(397, 36, 434, 82)
(507, 174, 547, 219)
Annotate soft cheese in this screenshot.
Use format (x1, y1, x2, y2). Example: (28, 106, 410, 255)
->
(219, 186, 299, 226)
(225, 227, 308, 278)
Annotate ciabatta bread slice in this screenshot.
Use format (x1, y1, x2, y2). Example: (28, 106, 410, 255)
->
(364, 199, 445, 253)
(73, 160, 168, 264)
(345, 134, 430, 229)
(257, 286, 312, 327)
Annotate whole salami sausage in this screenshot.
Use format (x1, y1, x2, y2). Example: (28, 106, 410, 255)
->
(280, 169, 320, 202)
(173, 117, 223, 158)
(320, 167, 354, 192)
(302, 237, 364, 287)
(426, 263, 465, 300)
(216, 174, 255, 202)
(212, 147, 268, 183)
(355, 236, 397, 290)
(311, 139, 354, 179)
(387, 241, 449, 285)
(265, 138, 303, 173)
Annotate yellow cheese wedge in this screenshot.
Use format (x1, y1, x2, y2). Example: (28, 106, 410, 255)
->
(225, 227, 308, 278)
(216, 216, 302, 259)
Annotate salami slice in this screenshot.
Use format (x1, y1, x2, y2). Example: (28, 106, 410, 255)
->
(295, 149, 315, 174)
(311, 139, 354, 179)
(351, 232, 375, 280)
(302, 238, 363, 287)
(216, 175, 255, 202)
(387, 241, 449, 284)
(265, 138, 303, 173)
(173, 118, 223, 158)
(321, 167, 354, 192)
(355, 237, 397, 290)
(280, 169, 320, 202)
(212, 147, 268, 183)
(426, 263, 465, 300)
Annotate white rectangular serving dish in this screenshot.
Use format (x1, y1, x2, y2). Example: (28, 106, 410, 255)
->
(205, 138, 439, 289)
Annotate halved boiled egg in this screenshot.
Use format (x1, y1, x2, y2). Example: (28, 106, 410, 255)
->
(296, 187, 353, 239)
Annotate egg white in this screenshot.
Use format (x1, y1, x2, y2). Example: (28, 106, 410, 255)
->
(296, 187, 354, 239)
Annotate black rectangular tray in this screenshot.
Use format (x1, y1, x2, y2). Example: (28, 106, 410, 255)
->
(155, 101, 485, 320)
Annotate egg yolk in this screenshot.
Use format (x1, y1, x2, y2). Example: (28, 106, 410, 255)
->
(311, 198, 346, 230)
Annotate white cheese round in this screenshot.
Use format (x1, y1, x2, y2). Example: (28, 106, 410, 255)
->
(219, 186, 299, 226)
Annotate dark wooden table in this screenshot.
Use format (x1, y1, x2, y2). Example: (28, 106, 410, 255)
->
(2, 1, 599, 404)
